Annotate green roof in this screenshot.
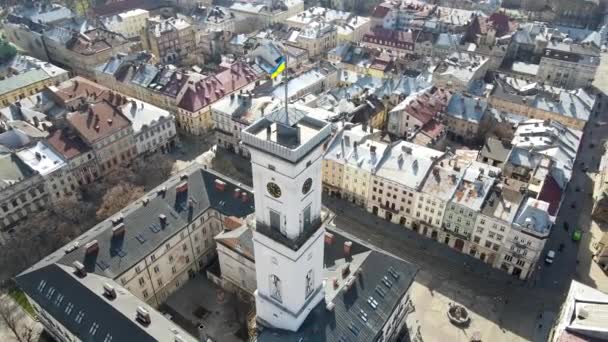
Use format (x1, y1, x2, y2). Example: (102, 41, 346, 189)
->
(0, 69, 51, 96)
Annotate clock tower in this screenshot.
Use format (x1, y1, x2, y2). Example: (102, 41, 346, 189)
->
(241, 105, 331, 331)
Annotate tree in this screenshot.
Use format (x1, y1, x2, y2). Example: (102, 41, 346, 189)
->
(132, 153, 175, 190)
(96, 182, 145, 220)
(0, 39, 16, 64)
(0, 294, 36, 342)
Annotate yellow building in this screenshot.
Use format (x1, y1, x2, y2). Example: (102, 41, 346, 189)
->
(0, 57, 69, 107)
(176, 62, 260, 135)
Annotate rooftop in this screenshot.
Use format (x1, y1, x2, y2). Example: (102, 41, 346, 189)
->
(480, 185, 524, 223)
(16, 263, 196, 342)
(446, 93, 488, 123)
(67, 100, 132, 144)
(45, 128, 91, 160)
(178, 62, 260, 113)
(451, 161, 500, 211)
(510, 119, 582, 189)
(376, 141, 444, 190)
(242, 105, 332, 161)
(120, 99, 172, 133)
(513, 197, 552, 235)
(15, 141, 66, 177)
(554, 280, 608, 342)
(66, 29, 129, 56)
(212, 94, 283, 126)
(420, 157, 465, 201)
(146, 17, 191, 37)
(257, 228, 418, 342)
(29, 164, 254, 280)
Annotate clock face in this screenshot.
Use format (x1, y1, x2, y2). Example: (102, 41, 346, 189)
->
(267, 182, 282, 198)
(302, 178, 313, 194)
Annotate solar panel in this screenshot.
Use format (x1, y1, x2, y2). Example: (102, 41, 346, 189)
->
(149, 225, 161, 233)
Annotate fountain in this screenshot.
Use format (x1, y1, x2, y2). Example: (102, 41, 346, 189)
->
(447, 303, 471, 326)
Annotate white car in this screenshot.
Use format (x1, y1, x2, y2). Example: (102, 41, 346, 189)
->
(545, 250, 556, 264)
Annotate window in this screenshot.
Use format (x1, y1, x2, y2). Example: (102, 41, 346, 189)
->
(153, 266, 160, 274)
(492, 244, 500, 251)
(496, 234, 503, 241)
(165, 243, 171, 250)
(182, 243, 187, 251)
(504, 255, 513, 262)
(485, 241, 492, 248)
(142, 290, 149, 299)
(172, 266, 177, 274)
(488, 232, 495, 239)
(480, 219, 485, 225)
(516, 259, 525, 267)
(138, 277, 145, 286)
(158, 278, 163, 287)
(169, 255, 174, 263)
(477, 227, 483, 233)
(135, 266, 141, 274)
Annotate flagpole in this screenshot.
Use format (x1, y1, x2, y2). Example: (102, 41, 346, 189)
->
(283, 47, 289, 123)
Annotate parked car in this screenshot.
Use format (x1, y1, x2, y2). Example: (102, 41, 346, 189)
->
(545, 250, 556, 264)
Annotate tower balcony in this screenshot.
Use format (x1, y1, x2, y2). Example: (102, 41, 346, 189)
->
(252, 217, 323, 252)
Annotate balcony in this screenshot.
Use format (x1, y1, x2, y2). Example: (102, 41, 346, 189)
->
(253, 217, 323, 252)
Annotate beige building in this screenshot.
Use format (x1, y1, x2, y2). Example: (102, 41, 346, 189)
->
(287, 22, 338, 58)
(101, 8, 150, 39)
(176, 62, 260, 135)
(214, 222, 257, 294)
(141, 17, 198, 64)
(285, 7, 370, 43)
(46, 128, 101, 186)
(537, 42, 599, 89)
(0, 56, 69, 107)
(368, 142, 443, 227)
(489, 78, 595, 130)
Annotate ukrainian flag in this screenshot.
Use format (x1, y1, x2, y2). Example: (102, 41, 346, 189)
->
(270, 56, 286, 79)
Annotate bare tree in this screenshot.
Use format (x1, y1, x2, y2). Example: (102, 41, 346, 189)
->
(96, 182, 145, 220)
(0, 294, 36, 342)
(132, 153, 175, 189)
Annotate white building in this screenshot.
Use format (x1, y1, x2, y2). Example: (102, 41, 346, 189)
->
(286, 7, 371, 43)
(242, 105, 330, 331)
(16, 141, 77, 202)
(120, 99, 177, 155)
(101, 9, 150, 39)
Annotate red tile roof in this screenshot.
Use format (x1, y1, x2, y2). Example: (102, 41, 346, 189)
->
(177, 63, 259, 113)
(403, 87, 452, 125)
(371, 4, 391, 18)
(45, 128, 91, 160)
(537, 175, 562, 216)
(51, 77, 112, 106)
(420, 119, 444, 139)
(67, 100, 131, 144)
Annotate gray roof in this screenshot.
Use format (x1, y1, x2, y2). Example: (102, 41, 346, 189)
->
(0, 69, 51, 96)
(36, 165, 254, 279)
(16, 263, 195, 342)
(257, 231, 418, 342)
(480, 137, 511, 163)
(446, 93, 488, 123)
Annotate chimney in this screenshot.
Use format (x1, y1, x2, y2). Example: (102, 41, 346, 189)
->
(157, 186, 167, 196)
(233, 188, 241, 198)
(176, 181, 188, 193)
(103, 283, 116, 299)
(241, 192, 248, 202)
(136, 306, 151, 325)
(107, 119, 113, 125)
(198, 323, 208, 342)
(342, 263, 351, 278)
(214, 179, 226, 191)
(344, 241, 353, 257)
(73, 261, 86, 276)
(266, 125, 272, 140)
(85, 240, 99, 255)
(112, 222, 125, 237)
(332, 277, 339, 289)
(159, 214, 167, 227)
(325, 232, 335, 245)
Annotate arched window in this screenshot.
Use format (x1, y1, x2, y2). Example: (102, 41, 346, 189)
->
(269, 274, 282, 302)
